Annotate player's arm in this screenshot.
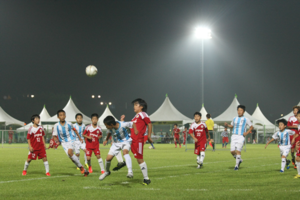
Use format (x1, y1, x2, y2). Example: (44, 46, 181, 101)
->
(83, 134, 92, 140)
(132, 123, 138, 135)
(42, 136, 46, 150)
(73, 128, 83, 143)
(98, 133, 102, 139)
(243, 126, 253, 137)
(147, 123, 153, 143)
(27, 139, 34, 152)
(189, 133, 198, 143)
(103, 132, 111, 146)
(224, 122, 233, 128)
(265, 138, 275, 149)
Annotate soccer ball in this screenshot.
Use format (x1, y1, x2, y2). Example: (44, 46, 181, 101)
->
(85, 65, 98, 77)
(149, 146, 153, 149)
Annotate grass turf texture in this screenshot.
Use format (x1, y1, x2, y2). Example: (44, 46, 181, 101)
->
(0, 144, 299, 200)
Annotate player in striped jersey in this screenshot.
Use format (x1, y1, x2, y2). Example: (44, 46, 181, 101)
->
(265, 119, 296, 172)
(221, 127, 229, 148)
(224, 105, 253, 170)
(74, 113, 88, 170)
(52, 110, 89, 176)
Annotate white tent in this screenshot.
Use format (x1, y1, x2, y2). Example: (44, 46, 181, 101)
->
(98, 105, 118, 130)
(277, 102, 300, 121)
(44, 97, 91, 124)
(200, 104, 209, 121)
(213, 95, 263, 126)
(252, 103, 274, 128)
(17, 105, 52, 132)
(0, 106, 24, 126)
(149, 94, 192, 122)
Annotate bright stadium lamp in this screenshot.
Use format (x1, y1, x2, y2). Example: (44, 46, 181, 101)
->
(194, 27, 212, 39)
(100, 102, 103, 105)
(109, 102, 112, 105)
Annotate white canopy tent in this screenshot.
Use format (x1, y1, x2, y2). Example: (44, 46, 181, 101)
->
(43, 97, 91, 124)
(17, 105, 52, 132)
(149, 94, 192, 122)
(200, 104, 210, 121)
(98, 105, 118, 130)
(277, 102, 300, 121)
(0, 106, 24, 127)
(252, 103, 274, 128)
(213, 95, 263, 126)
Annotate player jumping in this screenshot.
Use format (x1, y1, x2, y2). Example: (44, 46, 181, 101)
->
(52, 110, 89, 176)
(83, 113, 105, 174)
(172, 124, 181, 148)
(224, 105, 253, 171)
(265, 119, 296, 172)
(22, 114, 50, 176)
(99, 116, 134, 180)
(189, 112, 209, 169)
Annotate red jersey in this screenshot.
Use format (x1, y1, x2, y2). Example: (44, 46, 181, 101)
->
(83, 125, 102, 149)
(183, 130, 187, 138)
(173, 128, 180, 137)
(27, 126, 45, 150)
(131, 112, 151, 141)
(188, 122, 208, 143)
(287, 116, 299, 135)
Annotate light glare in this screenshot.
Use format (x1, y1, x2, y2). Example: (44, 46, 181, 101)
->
(194, 27, 212, 39)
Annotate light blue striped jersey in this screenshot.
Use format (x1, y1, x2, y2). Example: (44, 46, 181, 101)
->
(272, 129, 295, 146)
(106, 121, 132, 143)
(73, 123, 86, 141)
(231, 116, 252, 136)
(221, 131, 229, 137)
(53, 121, 75, 143)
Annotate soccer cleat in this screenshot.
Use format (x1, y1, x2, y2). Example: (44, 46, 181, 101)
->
(99, 171, 111, 181)
(89, 166, 93, 173)
(101, 170, 105, 174)
(22, 170, 27, 176)
(234, 166, 239, 171)
(179, 145, 181, 148)
(280, 170, 284, 173)
(77, 167, 80, 170)
(292, 159, 295, 165)
(85, 163, 89, 168)
(80, 166, 85, 174)
(142, 179, 151, 185)
(197, 165, 201, 169)
(127, 172, 133, 178)
(294, 165, 297, 169)
(294, 174, 300, 179)
(287, 166, 290, 170)
(46, 172, 51, 176)
(112, 161, 126, 171)
(84, 169, 89, 177)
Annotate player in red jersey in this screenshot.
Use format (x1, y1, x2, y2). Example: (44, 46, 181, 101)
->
(22, 114, 50, 176)
(294, 111, 300, 178)
(172, 124, 181, 148)
(287, 106, 300, 168)
(189, 112, 209, 169)
(83, 113, 105, 174)
(130, 98, 153, 185)
(183, 127, 188, 146)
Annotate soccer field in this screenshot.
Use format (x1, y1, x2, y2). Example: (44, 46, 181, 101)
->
(0, 144, 299, 200)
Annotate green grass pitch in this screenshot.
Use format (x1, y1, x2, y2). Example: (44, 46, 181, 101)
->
(0, 144, 299, 200)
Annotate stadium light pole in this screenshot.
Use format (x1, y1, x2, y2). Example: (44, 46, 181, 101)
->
(194, 27, 211, 106)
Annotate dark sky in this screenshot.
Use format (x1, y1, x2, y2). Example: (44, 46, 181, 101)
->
(1, 0, 300, 123)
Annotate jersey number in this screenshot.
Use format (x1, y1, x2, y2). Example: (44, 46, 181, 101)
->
(92, 138, 95, 142)
(37, 138, 40, 142)
(197, 133, 201, 137)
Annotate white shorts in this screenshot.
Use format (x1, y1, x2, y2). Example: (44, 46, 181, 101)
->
(230, 135, 245, 152)
(279, 145, 291, 157)
(74, 140, 86, 154)
(61, 141, 75, 156)
(108, 142, 131, 156)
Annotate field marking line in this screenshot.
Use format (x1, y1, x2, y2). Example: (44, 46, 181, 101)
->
(186, 189, 208, 191)
(83, 187, 111, 190)
(0, 175, 70, 184)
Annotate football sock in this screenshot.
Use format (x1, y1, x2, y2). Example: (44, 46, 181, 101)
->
(233, 154, 237, 159)
(84, 153, 87, 164)
(222, 143, 224, 147)
(297, 162, 300, 175)
(200, 152, 205, 164)
(139, 162, 149, 180)
(225, 143, 227, 147)
(235, 155, 241, 167)
(212, 143, 215, 150)
(71, 155, 82, 168)
(24, 161, 30, 171)
(43, 161, 49, 173)
(281, 158, 286, 171)
(98, 158, 104, 171)
(197, 155, 200, 163)
(105, 160, 111, 172)
(87, 159, 91, 167)
(124, 154, 132, 173)
(115, 152, 124, 163)
(175, 141, 177, 146)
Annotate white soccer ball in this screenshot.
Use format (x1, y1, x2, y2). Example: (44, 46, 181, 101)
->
(149, 146, 153, 149)
(85, 65, 98, 77)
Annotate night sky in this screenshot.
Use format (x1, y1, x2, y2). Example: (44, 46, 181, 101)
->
(1, 0, 300, 124)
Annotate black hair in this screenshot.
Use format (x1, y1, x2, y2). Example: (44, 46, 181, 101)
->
(293, 106, 300, 111)
(276, 119, 288, 126)
(194, 112, 202, 117)
(75, 113, 83, 119)
(57, 109, 65, 116)
(237, 105, 246, 112)
(31, 114, 40, 122)
(91, 113, 99, 119)
(132, 98, 147, 112)
(206, 114, 211, 119)
(174, 124, 177, 126)
(103, 116, 117, 126)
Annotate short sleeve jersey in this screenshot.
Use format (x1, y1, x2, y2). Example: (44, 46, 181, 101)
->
(53, 121, 75, 143)
(231, 116, 252, 136)
(272, 129, 295, 146)
(173, 128, 180, 137)
(131, 112, 151, 141)
(27, 126, 45, 150)
(106, 121, 132, 143)
(73, 123, 86, 141)
(221, 131, 229, 137)
(189, 122, 208, 143)
(287, 116, 299, 135)
(205, 119, 214, 131)
(83, 125, 102, 149)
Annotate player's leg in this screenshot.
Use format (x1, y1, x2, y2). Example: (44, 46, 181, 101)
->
(95, 150, 105, 174)
(177, 138, 181, 148)
(294, 147, 300, 178)
(123, 143, 133, 178)
(99, 154, 114, 180)
(174, 138, 177, 148)
(132, 141, 150, 185)
(293, 147, 297, 169)
(23, 155, 32, 176)
(42, 156, 50, 176)
(210, 131, 215, 151)
(67, 147, 87, 175)
(75, 141, 81, 170)
(86, 149, 93, 173)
